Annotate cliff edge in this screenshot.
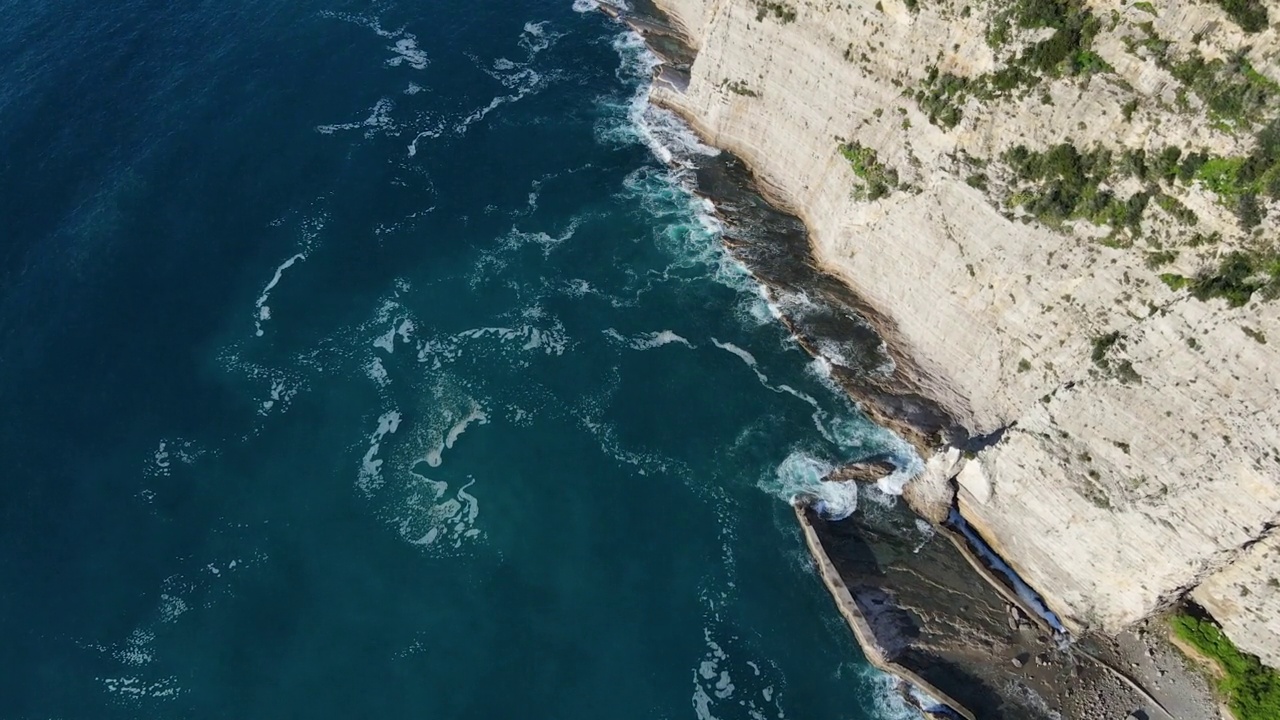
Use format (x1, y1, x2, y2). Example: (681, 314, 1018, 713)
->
(648, 0, 1280, 666)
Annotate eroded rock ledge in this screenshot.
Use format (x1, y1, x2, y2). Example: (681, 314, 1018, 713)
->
(639, 0, 1280, 669)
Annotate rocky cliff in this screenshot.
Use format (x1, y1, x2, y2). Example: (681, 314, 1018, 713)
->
(647, 0, 1280, 665)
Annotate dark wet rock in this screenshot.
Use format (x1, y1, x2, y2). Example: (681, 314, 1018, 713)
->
(802, 504, 1177, 719)
(825, 456, 897, 484)
(683, 151, 966, 453)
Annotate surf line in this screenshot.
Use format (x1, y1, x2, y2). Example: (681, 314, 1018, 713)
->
(585, 5, 982, 716)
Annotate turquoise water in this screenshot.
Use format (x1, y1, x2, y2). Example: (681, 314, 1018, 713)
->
(0, 1, 921, 717)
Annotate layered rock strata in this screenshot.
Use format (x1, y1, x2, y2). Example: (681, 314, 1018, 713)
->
(645, 0, 1280, 664)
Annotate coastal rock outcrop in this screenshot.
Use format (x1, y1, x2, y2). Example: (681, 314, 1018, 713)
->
(646, 0, 1280, 661)
(826, 456, 899, 483)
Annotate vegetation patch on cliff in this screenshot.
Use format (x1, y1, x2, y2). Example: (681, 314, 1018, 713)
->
(722, 79, 760, 97)
(987, 0, 1107, 79)
(753, 0, 796, 23)
(915, 67, 970, 129)
(1170, 51, 1277, 129)
(1212, 0, 1270, 33)
(1171, 613, 1280, 720)
(1089, 330, 1141, 383)
(915, 0, 1110, 128)
(1160, 246, 1280, 307)
(990, 122, 1279, 246)
(1002, 143, 1149, 234)
(839, 141, 899, 200)
(1184, 120, 1280, 230)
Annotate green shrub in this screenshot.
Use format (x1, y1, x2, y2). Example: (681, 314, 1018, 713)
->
(1153, 146, 1183, 181)
(1192, 124, 1280, 218)
(1072, 49, 1114, 74)
(1213, 0, 1269, 32)
(1237, 192, 1263, 229)
(1002, 143, 1153, 232)
(1197, 156, 1248, 195)
(1155, 194, 1198, 225)
(754, 0, 797, 22)
(1171, 613, 1280, 720)
(1114, 359, 1142, 384)
(1242, 326, 1268, 343)
(1145, 248, 1178, 267)
(982, 0, 1105, 90)
(1179, 151, 1209, 182)
(916, 67, 970, 129)
(1091, 331, 1121, 368)
(1172, 52, 1276, 127)
(1168, 249, 1280, 307)
(839, 142, 899, 201)
(1186, 231, 1222, 247)
(1194, 252, 1267, 305)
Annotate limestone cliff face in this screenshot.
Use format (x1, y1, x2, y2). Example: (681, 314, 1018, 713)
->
(649, 0, 1280, 661)
(1193, 532, 1280, 668)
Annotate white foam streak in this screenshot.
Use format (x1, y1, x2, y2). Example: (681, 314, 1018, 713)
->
(454, 323, 571, 356)
(603, 328, 694, 350)
(316, 97, 397, 137)
(863, 671, 933, 720)
(358, 410, 402, 493)
(499, 216, 581, 256)
(454, 95, 508, 135)
(254, 253, 305, 337)
(519, 21, 563, 55)
(710, 338, 759, 370)
(99, 675, 183, 701)
(447, 22, 558, 139)
(320, 12, 429, 69)
(425, 405, 489, 468)
(366, 357, 390, 387)
(689, 628, 788, 720)
(407, 126, 442, 157)
(712, 338, 844, 444)
(387, 37, 429, 70)
(373, 317, 415, 354)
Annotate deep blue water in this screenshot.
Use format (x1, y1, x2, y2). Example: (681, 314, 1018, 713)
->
(0, 0, 921, 717)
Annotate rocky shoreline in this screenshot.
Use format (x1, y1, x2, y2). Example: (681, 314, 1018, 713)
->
(635, 0, 1280, 673)
(595, 2, 1230, 717)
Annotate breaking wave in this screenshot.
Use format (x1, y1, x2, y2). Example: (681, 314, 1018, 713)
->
(597, 30, 718, 166)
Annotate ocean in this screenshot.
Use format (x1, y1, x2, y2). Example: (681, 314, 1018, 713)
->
(0, 0, 922, 717)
